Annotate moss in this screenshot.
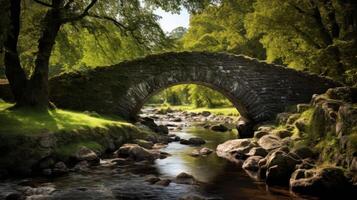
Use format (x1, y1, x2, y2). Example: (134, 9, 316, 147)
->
(0, 102, 133, 136)
(54, 141, 104, 159)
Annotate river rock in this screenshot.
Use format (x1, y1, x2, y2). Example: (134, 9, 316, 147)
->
(179, 194, 207, 200)
(115, 144, 160, 162)
(247, 147, 268, 157)
(186, 137, 206, 146)
(273, 129, 292, 139)
(297, 104, 310, 113)
(145, 175, 160, 184)
(172, 118, 182, 122)
(200, 147, 213, 155)
(291, 146, 316, 159)
(155, 179, 171, 186)
(265, 150, 300, 185)
(210, 124, 228, 132)
(253, 131, 269, 139)
(290, 167, 352, 196)
(52, 162, 68, 176)
(75, 146, 99, 165)
(258, 135, 282, 151)
(133, 139, 154, 149)
(73, 161, 89, 172)
(243, 156, 263, 171)
(236, 119, 254, 138)
(176, 172, 196, 185)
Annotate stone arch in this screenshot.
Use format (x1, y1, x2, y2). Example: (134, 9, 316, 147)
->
(49, 52, 339, 123)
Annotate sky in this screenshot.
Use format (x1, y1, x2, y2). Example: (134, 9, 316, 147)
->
(154, 8, 190, 33)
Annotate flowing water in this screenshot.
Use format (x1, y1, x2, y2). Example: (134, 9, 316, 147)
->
(0, 111, 317, 200)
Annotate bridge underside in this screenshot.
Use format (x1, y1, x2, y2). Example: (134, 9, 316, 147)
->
(48, 52, 338, 123)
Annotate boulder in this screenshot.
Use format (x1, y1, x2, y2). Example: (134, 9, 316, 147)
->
(156, 125, 169, 135)
(75, 146, 99, 165)
(201, 111, 211, 117)
(291, 147, 316, 159)
(180, 139, 190, 145)
(290, 167, 352, 196)
(115, 144, 160, 162)
(199, 147, 213, 155)
(145, 175, 160, 184)
(265, 150, 300, 185)
(210, 124, 229, 132)
(242, 156, 263, 171)
(258, 135, 282, 151)
(236, 119, 254, 138)
(216, 139, 256, 162)
(176, 172, 196, 185)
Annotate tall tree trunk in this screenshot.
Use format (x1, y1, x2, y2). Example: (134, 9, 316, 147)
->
(3, 0, 28, 105)
(27, 9, 61, 108)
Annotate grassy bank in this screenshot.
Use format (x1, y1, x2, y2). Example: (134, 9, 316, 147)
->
(0, 101, 150, 175)
(149, 104, 240, 116)
(0, 101, 132, 136)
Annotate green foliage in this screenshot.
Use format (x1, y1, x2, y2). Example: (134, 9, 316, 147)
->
(0, 101, 132, 135)
(148, 84, 233, 108)
(180, 0, 266, 59)
(244, 0, 357, 82)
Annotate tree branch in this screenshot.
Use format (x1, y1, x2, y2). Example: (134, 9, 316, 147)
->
(33, 0, 53, 8)
(62, 0, 97, 22)
(87, 14, 128, 31)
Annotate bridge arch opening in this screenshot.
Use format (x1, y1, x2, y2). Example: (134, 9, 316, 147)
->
(134, 82, 247, 120)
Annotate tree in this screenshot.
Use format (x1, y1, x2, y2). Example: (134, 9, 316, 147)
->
(181, 0, 266, 59)
(1, 0, 213, 109)
(245, 0, 357, 81)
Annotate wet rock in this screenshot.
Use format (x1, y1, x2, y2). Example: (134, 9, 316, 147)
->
(290, 167, 352, 196)
(236, 119, 254, 138)
(73, 161, 89, 172)
(155, 179, 171, 186)
(145, 175, 160, 184)
(133, 139, 154, 149)
(52, 162, 68, 176)
(291, 146, 316, 159)
(115, 144, 160, 162)
(243, 156, 263, 171)
(189, 149, 201, 157)
(111, 158, 131, 165)
(75, 146, 99, 165)
(247, 147, 268, 157)
(258, 135, 282, 151)
(176, 172, 196, 185)
(265, 150, 300, 185)
(286, 114, 301, 125)
(188, 137, 206, 146)
(157, 125, 169, 135)
(253, 131, 269, 139)
(199, 147, 213, 155)
(20, 186, 55, 196)
(276, 112, 293, 125)
(295, 159, 315, 170)
(210, 124, 228, 132)
(159, 151, 171, 159)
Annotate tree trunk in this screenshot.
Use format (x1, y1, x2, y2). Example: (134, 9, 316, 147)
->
(26, 9, 62, 108)
(3, 0, 28, 106)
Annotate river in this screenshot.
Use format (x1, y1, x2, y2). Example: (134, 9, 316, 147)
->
(0, 109, 317, 200)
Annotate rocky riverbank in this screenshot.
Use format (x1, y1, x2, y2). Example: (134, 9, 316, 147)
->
(216, 87, 357, 197)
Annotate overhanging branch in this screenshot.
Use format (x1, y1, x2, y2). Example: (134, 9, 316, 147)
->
(62, 0, 97, 22)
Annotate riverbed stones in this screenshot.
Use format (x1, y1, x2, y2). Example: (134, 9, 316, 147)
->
(115, 144, 160, 162)
(210, 124, 228, 132)
(258, 135, 282, 151)
(291, 146, 316, 159)
(189, 137, 206, 146)
(155, 179, 172, 186)
(52, 162, 68, 176)
(247, 147, 268, 157)
(200, 147, 213, 155)
(75, 146, 100, 165)
(253, 131, 269, 139)
(243, 156, 263, 171)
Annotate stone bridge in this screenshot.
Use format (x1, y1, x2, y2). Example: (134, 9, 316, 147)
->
(48, 52, 338, 123)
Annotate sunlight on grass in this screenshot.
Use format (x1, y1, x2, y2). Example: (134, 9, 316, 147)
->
(0, 102, 131, 135)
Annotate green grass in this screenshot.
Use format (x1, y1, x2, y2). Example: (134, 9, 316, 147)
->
(0, 102, 132, 135)
(153, 104, 240, 116)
